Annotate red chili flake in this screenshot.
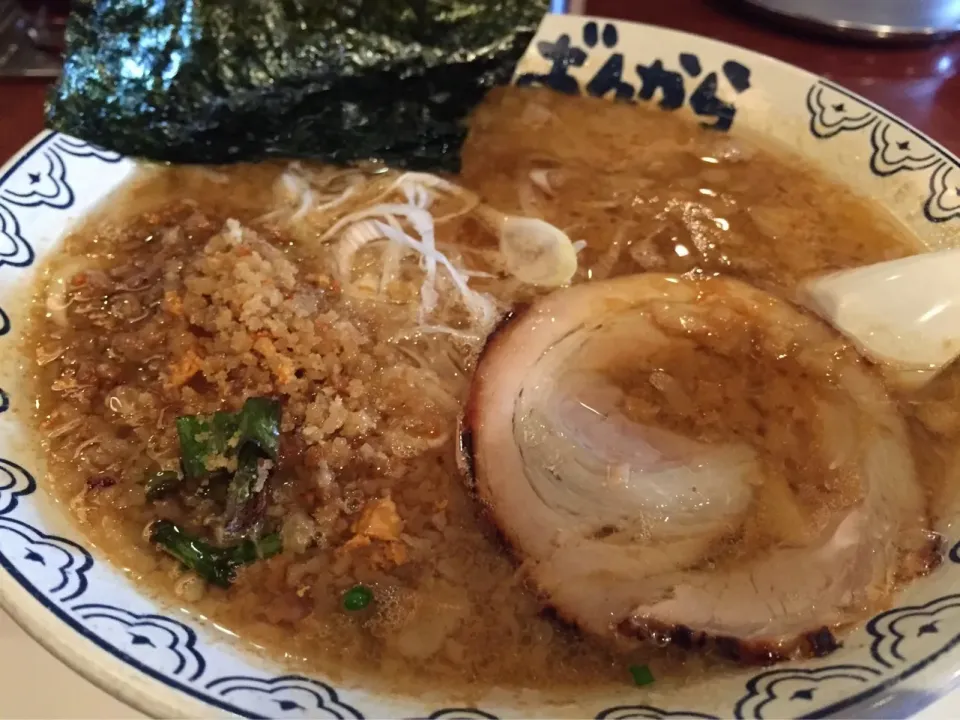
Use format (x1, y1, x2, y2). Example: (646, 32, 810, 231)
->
(71, 273, 88, 287)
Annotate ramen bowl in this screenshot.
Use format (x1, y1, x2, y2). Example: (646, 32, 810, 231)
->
(2, 14, 960, 719)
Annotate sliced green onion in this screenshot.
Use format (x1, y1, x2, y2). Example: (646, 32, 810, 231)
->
(231, 531, 283, 565)
(629, 664, 655, 687)
(174, 397, 281, 481)
(175, 411, 240, 480)
(144, 470, 182, 501)
(174, 397, 282, 536)
(223, 446, 263, 535)
(236, 397, 281, 460)
(343, 584, 373, 611)
(149, 519, 282, 588)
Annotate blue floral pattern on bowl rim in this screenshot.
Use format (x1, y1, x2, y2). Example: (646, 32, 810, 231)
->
(1, 14, 960, 719)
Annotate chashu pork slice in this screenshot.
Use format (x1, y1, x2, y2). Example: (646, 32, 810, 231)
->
(461, 273, 937, 662)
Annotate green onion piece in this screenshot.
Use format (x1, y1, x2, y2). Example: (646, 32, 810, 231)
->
(237, 397, 281, 460)
(229, 531, 283, 566)
(223, 446, 262, 535)
(149, 519, 235, 588)
(174, 397, 281, 481)
(145, 470, 182, 501)
(175, 411, 240, 480)
(173, 397, 282, 538)
(343, 584, 373, 611)
(629, 664, 655, 687)
(245, 532, 283, 561)
(149, 519, 282, 588)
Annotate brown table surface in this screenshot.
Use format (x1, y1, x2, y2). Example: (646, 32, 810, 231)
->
(1, 0, 958, 165)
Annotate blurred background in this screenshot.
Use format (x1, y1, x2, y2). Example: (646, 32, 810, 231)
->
(0, 0, 68, 77)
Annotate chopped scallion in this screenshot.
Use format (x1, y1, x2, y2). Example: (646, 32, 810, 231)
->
(236, 397, 281, 460)
(173, 397, 282, 534)
(175, 397, 281, 481)
(144, 470, 182, 501)
(343, 584, 373, 611)
(176, 410, 239, 480)
(149, 519, 282, 588)
(629, 664, 654, 687)
(223, 446, 264, 535)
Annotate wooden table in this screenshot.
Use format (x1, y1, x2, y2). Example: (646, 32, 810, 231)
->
(0, 0, 958, 164)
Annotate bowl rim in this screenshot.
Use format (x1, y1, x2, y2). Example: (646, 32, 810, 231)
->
(2, 15, 960, 719)
(0, 130, 183, 718)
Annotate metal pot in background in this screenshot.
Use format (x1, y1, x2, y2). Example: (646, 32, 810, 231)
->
(740, 0, 960, 43)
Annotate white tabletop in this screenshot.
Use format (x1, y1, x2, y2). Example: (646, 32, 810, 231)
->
(2, 607, 957, 719)
(0, 609, 142, 719)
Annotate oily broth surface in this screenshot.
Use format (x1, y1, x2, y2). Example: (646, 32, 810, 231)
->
(24, 87, 953, 698)
(463, 88, 917, 287)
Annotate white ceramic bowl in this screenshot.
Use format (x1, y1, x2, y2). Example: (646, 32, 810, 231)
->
(2, 14, 960, 719)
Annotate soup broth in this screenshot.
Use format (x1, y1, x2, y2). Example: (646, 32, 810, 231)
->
(25, 87, 956, 698)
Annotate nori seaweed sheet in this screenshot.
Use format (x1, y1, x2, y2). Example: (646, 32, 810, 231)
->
(46, 0, 548, 171)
